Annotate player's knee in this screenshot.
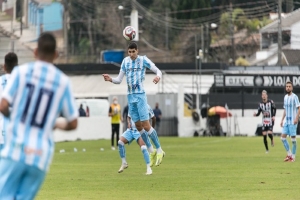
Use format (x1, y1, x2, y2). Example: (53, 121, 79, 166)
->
(118, 140, 124, 146)
(291, 137, 297, 142)
(281, 137, 286, 141)
(140, 145, 147, 151)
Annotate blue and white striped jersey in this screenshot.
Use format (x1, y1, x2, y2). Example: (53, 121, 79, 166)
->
(283, 93, 300, 125)
(0, 74, 11, 144)
(129, 104, 154, 129)
(1, 61, 78, 171)
(112, 55, 162, 94)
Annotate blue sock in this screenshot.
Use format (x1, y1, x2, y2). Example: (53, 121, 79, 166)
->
(148, 127, 161, 149)
(118, 140, 126, 159)
(292, 138, 297, 155)
(281, 137, 290, 152)
(141, 130, 152, 149)
(141, 145, 150, 164)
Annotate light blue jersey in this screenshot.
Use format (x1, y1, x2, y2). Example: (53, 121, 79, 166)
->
(0, 74, 10, 145)
(112, 55, 162, 94)
(283, 93, 300, 125)
(1, 61, 78, 171)
(130, 104, 154, 129)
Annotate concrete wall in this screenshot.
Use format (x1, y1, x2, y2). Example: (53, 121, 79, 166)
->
(53, 116, 113, 142)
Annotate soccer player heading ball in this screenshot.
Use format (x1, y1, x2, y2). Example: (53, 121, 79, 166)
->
(103, 42, 165, 175)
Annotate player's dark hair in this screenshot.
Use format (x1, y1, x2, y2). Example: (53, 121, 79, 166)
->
(37, 32, 56, 56)
(128, 42, 138, 50)
(286, 81, 293, 86)
(4, 52, 18, 73)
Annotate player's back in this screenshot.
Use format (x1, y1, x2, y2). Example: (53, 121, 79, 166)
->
(1, 60, 73, 171)
(0, 74, 11, 144)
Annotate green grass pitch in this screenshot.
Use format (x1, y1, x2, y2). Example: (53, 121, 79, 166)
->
(37, 137, 300, 200)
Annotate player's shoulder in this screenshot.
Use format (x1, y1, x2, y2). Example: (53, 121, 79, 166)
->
(268, 99, 274, 103)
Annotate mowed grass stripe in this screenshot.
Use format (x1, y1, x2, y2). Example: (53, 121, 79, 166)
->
(37, 137, 300, 200)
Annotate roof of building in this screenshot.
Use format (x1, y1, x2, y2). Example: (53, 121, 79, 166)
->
(32, 0, 55, 4)
(282, 49, 300, 65)
(260, 8, 300, 34)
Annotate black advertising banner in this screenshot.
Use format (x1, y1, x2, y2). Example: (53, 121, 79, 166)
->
(214, 74, 300, 87)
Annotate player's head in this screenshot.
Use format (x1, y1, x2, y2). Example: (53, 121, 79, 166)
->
(286, 81, 293, 94)
(113, 96, 118, 104)
(261, 90, 268, 102)
(34, 32, 58, 63)
(127, 42, 138, 60)
(4, 52, 18, 74)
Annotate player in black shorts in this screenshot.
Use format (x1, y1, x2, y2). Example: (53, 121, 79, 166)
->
(253, 90, 276, 153)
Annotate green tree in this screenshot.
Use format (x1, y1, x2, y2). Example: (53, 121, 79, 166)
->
(219, 8, 247, 35)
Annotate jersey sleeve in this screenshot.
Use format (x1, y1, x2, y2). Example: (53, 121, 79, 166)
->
(61, 81, 78, 122)
(143, 56, 162, 78)
(2, 67, 20, 105)
(120, 58, 126, 73)
(295, 95, 300, 108)
(255, 104, 262, 116)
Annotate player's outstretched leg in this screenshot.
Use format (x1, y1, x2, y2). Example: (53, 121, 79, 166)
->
(118, 140, 128, 173)
(147, 127, 165, 166)
(281, 137, 292, 161)
(291, 137, 297, 162)
(141, 130, 156, 167)
(263, 135, 269, 153)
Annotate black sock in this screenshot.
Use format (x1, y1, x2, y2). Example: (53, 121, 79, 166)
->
(263, 135, 268, 151)
(268, 134, 273, 141)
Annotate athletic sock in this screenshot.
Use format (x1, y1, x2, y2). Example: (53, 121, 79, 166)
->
(291, 138, 297, 157)
(141, 145, 150, 164)
(268, 134, 273, 142)
(263, 135, 268, 151)
(118, 140, 126, 163)
(281, 137, 291, 155)
(147, 127, 161, 151)
(140, 130, 153, 153)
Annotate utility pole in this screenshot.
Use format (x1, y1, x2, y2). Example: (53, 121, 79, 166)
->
(230, 1, 235, 63)
(20, 0, 23, 35)
(63, 0, 69, 63)
(201, 25, 204, 62)
(277, 0, 282, 65)
(205, 22, 209, 62)
(165, 8, 169, 51)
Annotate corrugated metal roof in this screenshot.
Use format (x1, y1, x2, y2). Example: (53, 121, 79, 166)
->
(260, 8, 300, 33)
(283, 49, 300, 65)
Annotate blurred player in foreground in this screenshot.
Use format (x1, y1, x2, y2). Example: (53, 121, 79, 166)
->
(0, 32, 78, 199)
(253, 90, 276, 153)
(280, 81, 300, 162)
(0, 52, 18, 152)
(103, 42, 165, 165)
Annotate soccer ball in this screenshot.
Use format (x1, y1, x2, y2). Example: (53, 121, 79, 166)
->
(123, 26, 136, 41)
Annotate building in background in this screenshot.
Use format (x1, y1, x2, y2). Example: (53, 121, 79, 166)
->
(28, 0, 64, 39)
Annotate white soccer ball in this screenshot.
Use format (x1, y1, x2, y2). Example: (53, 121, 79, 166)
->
(123, 26, 136, 41)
